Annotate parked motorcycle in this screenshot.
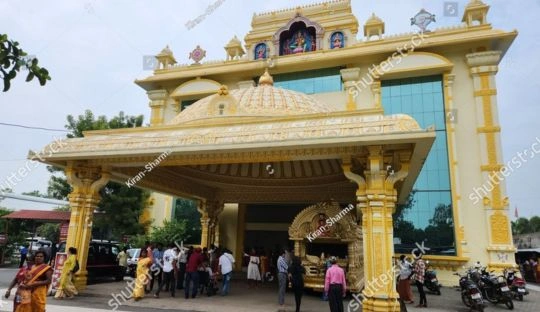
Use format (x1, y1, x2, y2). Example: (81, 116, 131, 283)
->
(504, 269, 529, 301)
(424, 261, 441, 295)
(470, 265, 514, 310)
(455, 270, 485, 312)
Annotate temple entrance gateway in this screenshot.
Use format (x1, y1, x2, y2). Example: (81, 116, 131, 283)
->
(34, 69, 435, 312)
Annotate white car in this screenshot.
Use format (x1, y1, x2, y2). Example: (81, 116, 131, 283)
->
(126, 248, 141, 277)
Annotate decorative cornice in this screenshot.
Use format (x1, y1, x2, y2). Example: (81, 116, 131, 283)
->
(466, 50, 501, 67)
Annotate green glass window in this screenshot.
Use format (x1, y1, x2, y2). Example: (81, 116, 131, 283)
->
(180, 99, 198, 111)
(273, 67, 343, 94)
(382, 75, 455, 255)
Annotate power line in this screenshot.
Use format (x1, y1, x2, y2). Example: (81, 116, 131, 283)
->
(0, 122, 69, 133)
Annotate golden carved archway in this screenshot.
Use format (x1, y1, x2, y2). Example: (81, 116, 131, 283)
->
(288, 201, 364, 292)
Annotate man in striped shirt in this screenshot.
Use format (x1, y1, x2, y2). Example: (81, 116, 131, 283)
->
(277, 249, 289, 310)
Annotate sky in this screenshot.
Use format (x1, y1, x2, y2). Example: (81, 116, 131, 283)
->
(0, 0, 538, 218)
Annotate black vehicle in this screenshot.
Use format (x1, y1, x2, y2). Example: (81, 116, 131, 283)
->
(58, 240, 124, 281)
(504, 269, 529, 301)
(471, 266, 514, 310)
(455, 270, 485, 312)
(424, 262, 441, 295)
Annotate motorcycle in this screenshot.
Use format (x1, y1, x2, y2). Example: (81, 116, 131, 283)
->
(470, 266, 514, 310)
(504, 269, 529, 301)
(455, 270, 485, 312)
(424, 261, 441, 295)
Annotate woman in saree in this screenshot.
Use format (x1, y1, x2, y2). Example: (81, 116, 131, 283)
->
(8, 250, 52, 312)
(54, 247, 79, 299)
(132, 248, 152, 301)
(4, 253, 34, 312)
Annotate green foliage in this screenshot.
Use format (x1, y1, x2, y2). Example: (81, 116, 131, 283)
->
(148, 219, 187, 246)
(36, 223, 60, 242)
(0, 34, 51, 92)
(126, 234, 149, 248)
(512, 217, 533, 235)
(173, 198, 201, 244)
(93, 183, 151, 240)
(45, 110, 148, 240)
(0, 207, 12, 233)
(21, 190, 48, 198)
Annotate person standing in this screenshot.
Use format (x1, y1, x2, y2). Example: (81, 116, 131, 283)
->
(219, 248, 235, 296)
(25, 250, 53, 311)
(144, 242, 154, 293)
(413, 252, 427, 308)
(132, 249, 152, 302)
(246, 248, 261, 288)
(155, 243, 177, 298)
(288, 256, 305, 312)
(54, 247, 79, 299)
(277, 249, 289, 310)
(176, 247, 188, 290)
(149, 243, 164, 292)
(5, 253, 34, 312)
(324, 256, 346, 312)
(19, 245, 28, 268)
(185, 247, 203, 299)
(397, 255, 414, 304)
(117, 247, 128, 280)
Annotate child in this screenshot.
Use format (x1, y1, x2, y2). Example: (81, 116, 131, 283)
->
(15, 272, 33, 312)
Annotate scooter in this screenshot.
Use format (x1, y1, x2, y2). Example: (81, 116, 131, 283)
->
(471, 266, 514, 310)
(504, 269, 529, 301)
(455, 270, 485, 312)
(424, 261, 441, 295)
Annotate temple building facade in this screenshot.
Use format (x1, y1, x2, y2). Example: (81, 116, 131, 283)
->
(34, 1, 517, 310)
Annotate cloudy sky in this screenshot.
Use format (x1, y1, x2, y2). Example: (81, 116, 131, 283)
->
(0, 0, 538, 217)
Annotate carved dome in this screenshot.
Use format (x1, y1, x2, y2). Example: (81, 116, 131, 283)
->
(168, 71, 332, 125)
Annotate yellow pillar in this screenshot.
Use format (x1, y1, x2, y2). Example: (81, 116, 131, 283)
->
(198, 200, 224, 249)
(343, 147, 410, 312)
(65, 163, 109, 290)
(235, 204, 246, 271)
(466, 51, 515, 270)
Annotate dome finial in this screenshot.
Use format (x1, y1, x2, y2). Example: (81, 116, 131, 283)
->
(258, 68, 274, 86)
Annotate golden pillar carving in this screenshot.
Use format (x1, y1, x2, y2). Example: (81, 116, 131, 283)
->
(466, 51, 515, 269)
(198, 200, 224, 248)
(65, 162, 109, 290)
(342, 147, 409, 312)
(147, 89, 168, 126)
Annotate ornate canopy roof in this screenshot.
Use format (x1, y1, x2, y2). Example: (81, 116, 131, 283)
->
(169, 71, 332, 125)
(32, 70, 435, 204)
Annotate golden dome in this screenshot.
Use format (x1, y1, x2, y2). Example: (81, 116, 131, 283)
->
(168, 83, 332, 125)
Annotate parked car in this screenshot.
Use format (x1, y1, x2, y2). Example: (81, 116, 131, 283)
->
(126, 248, 141, 277)
(58, 240, 124, 281)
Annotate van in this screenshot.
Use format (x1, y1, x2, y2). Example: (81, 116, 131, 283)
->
(58, 241, 124, 281)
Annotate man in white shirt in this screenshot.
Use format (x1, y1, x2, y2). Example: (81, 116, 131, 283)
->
(176, 247, 188, 290)
(155, 243, 178, 298)
(218, 248, 235, 296)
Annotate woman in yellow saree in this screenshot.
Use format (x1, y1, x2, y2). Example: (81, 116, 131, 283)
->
(15, 250, 53, 312)
(132, 249, 152, 301)
(54, 247, 79, 299)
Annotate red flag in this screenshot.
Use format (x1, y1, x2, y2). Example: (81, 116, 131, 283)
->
(514, 206, 519, 218)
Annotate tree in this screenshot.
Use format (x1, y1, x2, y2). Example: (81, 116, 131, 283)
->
(148, 220, 187, 246)
(47, 110, 149, 240)
(529, 216, 540, 233)
(0, 34, 50, 92)
(21, 190, 48, 198)
(173, 198, 201, 244)
(512, 217, 532, 235)
(36, 223, 60, 242)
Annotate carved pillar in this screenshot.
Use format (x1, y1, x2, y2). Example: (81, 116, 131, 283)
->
(147, 89, 168, 126)
(65, 163, 109, 290)
(198, 200, 224, 248)
(342, 147, 409, 312)
(466, 51, 515, 270)
(340, 68, 361, 111)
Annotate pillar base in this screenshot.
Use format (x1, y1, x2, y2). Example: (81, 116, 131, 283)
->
(362, 297, 400, 312)
(73, 272, 88, 291)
